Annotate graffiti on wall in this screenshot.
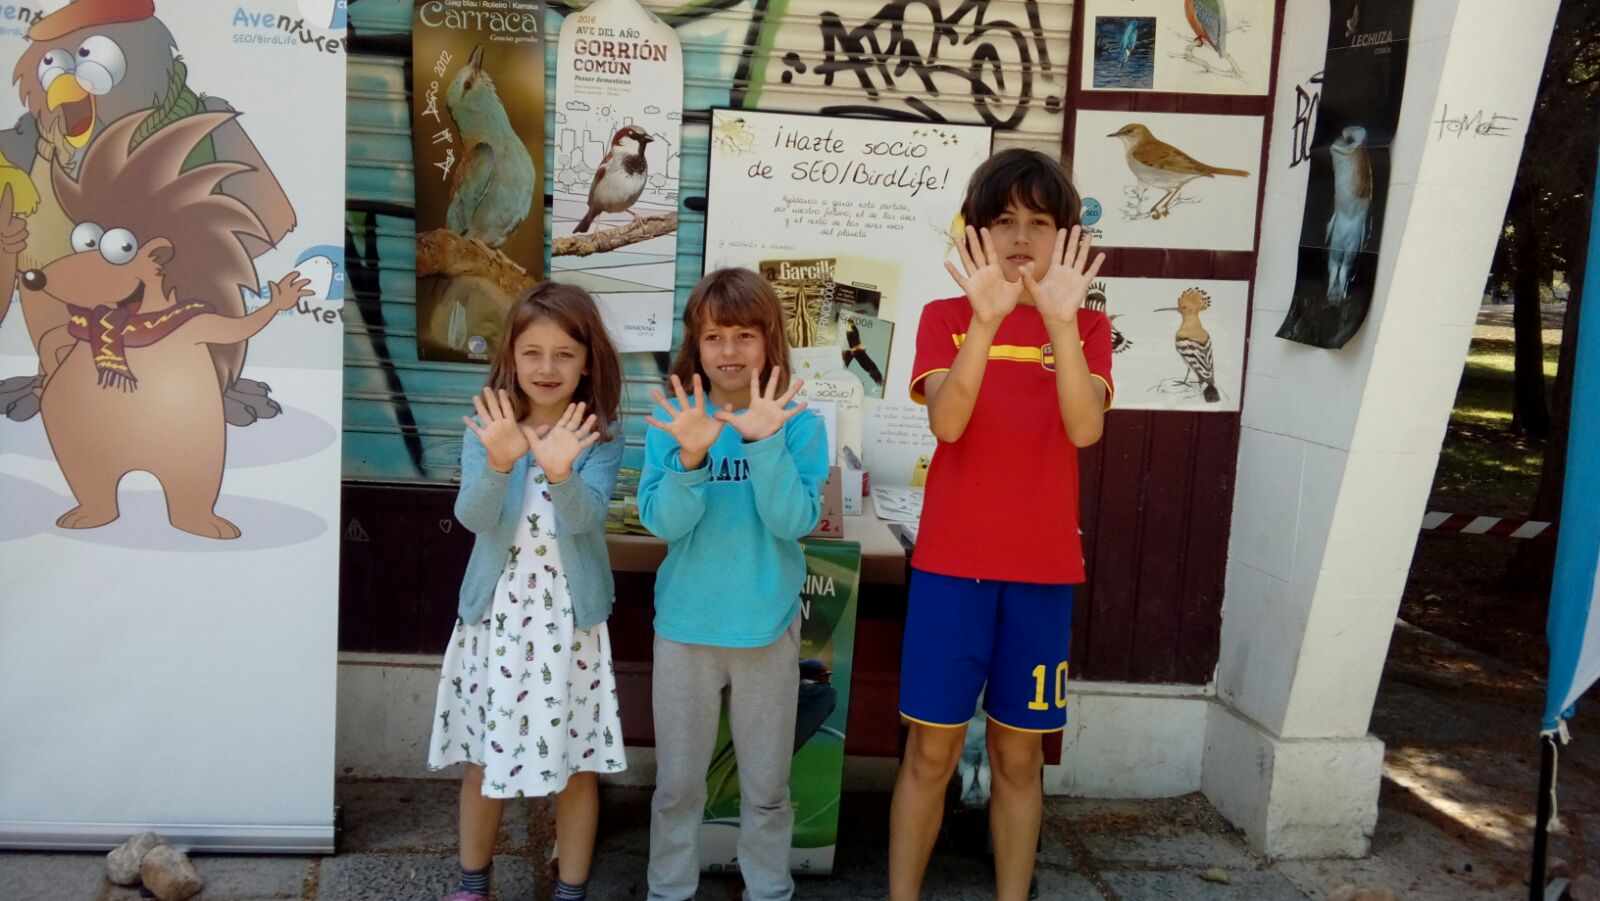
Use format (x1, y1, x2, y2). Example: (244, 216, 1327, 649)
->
(775, 0, 1060, 128)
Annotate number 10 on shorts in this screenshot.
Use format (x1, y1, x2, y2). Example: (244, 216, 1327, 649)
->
(1028, 662, 1069, 711)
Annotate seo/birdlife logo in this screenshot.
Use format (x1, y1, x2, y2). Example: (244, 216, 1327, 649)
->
(1079, 197, 1105, 240)
(299, 0, 348, 30)
(232, 3, 345, 52)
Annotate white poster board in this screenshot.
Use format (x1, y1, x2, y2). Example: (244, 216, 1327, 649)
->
(552, 0, 682, 351)
(703, 109, 992, 488)
(1092, 277, 1249, 412)
(1073, 108, 1263, 252)
(1079, 0, 1276, 96)
(0, 1, 345, 851)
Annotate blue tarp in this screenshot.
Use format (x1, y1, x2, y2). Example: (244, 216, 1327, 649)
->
(1543, 150, 1600, 732)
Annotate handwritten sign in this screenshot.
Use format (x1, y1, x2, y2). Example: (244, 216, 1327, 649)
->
(705, 110, 991, 487)
(1433, 103, 1518, 141)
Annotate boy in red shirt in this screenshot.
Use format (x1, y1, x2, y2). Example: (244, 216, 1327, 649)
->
(889, 149, 1112, 901)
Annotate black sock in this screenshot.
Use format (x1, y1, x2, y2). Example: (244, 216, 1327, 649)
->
(460, 862, 491, 896)
(553, 876, 587, 900)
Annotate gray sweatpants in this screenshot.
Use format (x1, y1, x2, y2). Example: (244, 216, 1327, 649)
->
(647, 616, 801, 901)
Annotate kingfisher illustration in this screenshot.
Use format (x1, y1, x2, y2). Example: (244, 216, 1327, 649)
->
(445, 44, 537, 249)
(1118, 19, 1140, 66)
(1083, 281, 1133, 355)
(1325, 125, 1372, 302)
(1183, 0, 1242, 76)
(1108, 124, 1250, 220)
(1185, 0, 1227, 57)
(1155, 288, 1221, 403)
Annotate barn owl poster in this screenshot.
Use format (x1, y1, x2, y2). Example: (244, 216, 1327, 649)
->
(1277, 0, 1412, 349)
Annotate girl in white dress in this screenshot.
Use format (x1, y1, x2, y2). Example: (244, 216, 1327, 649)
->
(429, 283, 626, 901)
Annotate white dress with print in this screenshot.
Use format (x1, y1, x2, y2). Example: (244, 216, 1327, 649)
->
(428, 464, 626, 797)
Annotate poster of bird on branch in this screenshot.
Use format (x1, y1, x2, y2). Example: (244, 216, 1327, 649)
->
(410, 6, 545, 363)
(1277, 0, 1411, 349)
(1072, 108, 1262, 251)
(551, 0, 682, 352)
(1087, 277, 1248, 412)
(1080, 0, 1276, 96)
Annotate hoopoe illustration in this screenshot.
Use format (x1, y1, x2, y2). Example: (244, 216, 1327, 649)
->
(1083, 281, 1133, 354)
(1155, 288, 1221, 403)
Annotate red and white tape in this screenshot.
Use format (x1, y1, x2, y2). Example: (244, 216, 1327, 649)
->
(1421, 511, 1554, 539)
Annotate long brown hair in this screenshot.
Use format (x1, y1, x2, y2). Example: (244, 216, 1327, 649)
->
(486, 281, 622, 440)
(669, 268, 790, 395)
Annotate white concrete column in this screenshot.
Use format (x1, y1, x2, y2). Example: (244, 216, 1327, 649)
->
(1203, 0, 1559, 858)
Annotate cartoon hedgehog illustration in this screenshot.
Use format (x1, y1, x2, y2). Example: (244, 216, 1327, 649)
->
(29, 110, 310, 537)
(3, 2, 296, 425)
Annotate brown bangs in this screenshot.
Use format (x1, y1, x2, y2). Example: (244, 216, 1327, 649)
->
(485, 281, 623, 440)
(669, 268, 791, 395)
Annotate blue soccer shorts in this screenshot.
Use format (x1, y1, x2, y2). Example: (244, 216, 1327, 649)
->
(899, 568, 1075, 733)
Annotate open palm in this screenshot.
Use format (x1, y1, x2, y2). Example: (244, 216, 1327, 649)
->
(945, 225, 1023, 326)
(716, 367, 807, 442)
(463, 387, 529, 473)
(1023, 226, 1106, 326)
(647, 374, 725, 463)
(523, 401, 599, 483)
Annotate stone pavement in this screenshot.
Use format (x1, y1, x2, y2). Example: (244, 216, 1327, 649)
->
(0, 780, 1526, 900)
(1, 619, 1581, 900)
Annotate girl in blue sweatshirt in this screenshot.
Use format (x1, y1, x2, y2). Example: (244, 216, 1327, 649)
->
(430, 283, 624, 901)
(639, 268, 829, 901)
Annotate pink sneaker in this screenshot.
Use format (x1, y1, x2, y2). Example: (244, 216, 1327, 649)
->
(441, 893, 490, 901)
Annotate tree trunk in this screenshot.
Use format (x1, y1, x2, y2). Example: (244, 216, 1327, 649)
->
(1510, 172, 1551, 440)
(1510, 232, 1588, 586)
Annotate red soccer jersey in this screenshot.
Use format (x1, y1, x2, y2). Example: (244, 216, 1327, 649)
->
(908, 297, 1114, 584)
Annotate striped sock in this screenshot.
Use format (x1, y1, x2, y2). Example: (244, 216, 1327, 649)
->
(460, 862, 492, 896)
(553, 877, 587, 900)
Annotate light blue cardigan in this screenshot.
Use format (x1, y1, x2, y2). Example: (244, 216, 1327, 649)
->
(453, 423, 623, 630)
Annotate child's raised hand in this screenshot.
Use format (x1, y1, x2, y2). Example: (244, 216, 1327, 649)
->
(716, 367, 807, 442)
(945, 225, 1023, 327)
(1022, 226, 1105, 327)
(522, 401, 599, 484)
(463, 387, 530, 474)
(647, 373, 725, 469)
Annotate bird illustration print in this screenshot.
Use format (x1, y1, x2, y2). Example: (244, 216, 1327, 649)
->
(575, 125, 653, 233)
(1082, 281, 1133, 355)
(839, 318, 885, 390)
(1118, 19, 1140, 67)
(1325, 126, 1372, 302)
(1183, 0, 1241, 77)
(1155, 288, 1221, 403)
(445, 44, 537, 250)
(1108, 124, 1250, 220)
